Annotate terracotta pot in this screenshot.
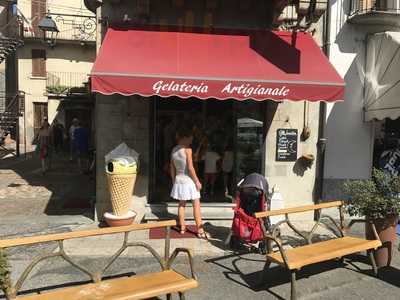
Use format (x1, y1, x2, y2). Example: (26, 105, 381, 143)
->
(365, 215, 398, 268)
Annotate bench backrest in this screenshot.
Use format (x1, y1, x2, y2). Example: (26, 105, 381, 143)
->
(0, 220, 176, 299)
(0, 220, 176, 248)
(254, 201, 345, 248)
(254, 200, 343, 218)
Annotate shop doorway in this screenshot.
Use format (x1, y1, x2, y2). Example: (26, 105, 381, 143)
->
(150, 97, 265, 203)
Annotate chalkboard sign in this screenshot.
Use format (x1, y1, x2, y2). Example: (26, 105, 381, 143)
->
(276, 129, 298, 162)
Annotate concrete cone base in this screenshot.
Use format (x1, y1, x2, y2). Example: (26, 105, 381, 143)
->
(104, 210, 136, 227)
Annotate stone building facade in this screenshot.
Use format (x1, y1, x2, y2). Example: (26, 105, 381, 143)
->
(88, 0, 335, 221)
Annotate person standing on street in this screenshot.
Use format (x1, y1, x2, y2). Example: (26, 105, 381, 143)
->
(170, 126, 210, 240)
(69, 118, 79, 161)
(37, 119, 52, 175)
(51, 119, 64, 154)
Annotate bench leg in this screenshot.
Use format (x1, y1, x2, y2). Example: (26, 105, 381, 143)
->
(167, 294, 172, 300)
(368, 250, 378, 277)
(179, 292, 186, 300)
(258, 260, 271, 285)
(290, 270, 297, 300)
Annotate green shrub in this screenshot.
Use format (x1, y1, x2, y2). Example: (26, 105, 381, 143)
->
(0, 248, 11, 294)
(344, 168, 400, 219)
(46, 85, 69, 94)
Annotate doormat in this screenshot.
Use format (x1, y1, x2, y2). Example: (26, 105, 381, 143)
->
(149, 225, 198, 239)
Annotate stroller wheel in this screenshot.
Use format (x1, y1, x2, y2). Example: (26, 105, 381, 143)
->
(258, 241, 267, 255)
(229, 235, 240, 250)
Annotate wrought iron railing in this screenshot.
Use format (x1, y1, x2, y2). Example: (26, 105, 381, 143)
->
(0, 14, 24, 63)
(46, 71, 89, 95)
(0, 92, 25, 151)
(350, 0, 400, 16)
(273, 0, 328, 29)
(24, 13, 96, 43)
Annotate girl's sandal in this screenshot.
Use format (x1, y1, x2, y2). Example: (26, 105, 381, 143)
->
(197, 231, 210, 240)
(180, 227, 186, 235)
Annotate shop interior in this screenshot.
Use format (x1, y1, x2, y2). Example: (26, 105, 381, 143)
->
(373, 118, 400, 174)
(150, 97, 265, 203)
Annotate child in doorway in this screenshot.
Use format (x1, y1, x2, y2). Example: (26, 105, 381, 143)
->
(204, 143, 221, 197)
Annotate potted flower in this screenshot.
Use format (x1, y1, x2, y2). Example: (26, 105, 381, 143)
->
(0, 249, 11, 298)
(344, 168, 400, 268)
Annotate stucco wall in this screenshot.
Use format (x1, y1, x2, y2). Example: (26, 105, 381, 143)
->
(18, 0, 90, 20)
(323, 0, 400, 199)
(265, 101, 320, 208)
(95, 95, 149, 220)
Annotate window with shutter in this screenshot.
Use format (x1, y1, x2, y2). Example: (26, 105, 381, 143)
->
(32, 49, 46, 77)
(32, 0, 47, 37)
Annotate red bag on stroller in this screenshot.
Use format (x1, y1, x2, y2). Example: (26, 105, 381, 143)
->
(232, 207, 264, 243)
(230, 173, 269, 251)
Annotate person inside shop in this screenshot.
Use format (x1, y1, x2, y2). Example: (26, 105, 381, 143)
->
(170, 126, 210, 240)
(193, 123, 208, 178)
(222, 139, 234, 198)
(203, 141, 221, 197)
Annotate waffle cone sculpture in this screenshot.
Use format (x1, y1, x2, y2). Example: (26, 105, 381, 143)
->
(106, 157, 138, 216)
(107, 173, 137, 216)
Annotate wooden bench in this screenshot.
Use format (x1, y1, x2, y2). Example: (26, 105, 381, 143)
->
(255, 201, 382, 300)
(0, 220, 198, 300)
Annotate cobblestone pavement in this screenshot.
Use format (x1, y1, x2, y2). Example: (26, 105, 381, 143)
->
(0, 151, 95, 218)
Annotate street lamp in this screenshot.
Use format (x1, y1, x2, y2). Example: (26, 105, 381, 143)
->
(38, 15, 59, 47)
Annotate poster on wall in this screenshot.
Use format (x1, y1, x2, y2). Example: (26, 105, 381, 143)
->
(276, 129, 298, 162)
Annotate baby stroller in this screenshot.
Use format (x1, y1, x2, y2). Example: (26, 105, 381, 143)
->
(229, 173, 270, 254)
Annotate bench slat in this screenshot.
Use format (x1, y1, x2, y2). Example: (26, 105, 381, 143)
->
(267, 236, 382, 270)
(0, 220, 177, 248)
(254, 201, 343, 218)
(19, 270, 198, 300)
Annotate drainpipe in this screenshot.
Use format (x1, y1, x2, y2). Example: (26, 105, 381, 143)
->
(315, 1, 331, 214)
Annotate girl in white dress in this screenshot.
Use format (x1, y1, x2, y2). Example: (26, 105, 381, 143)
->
(170, 127, 210, 239)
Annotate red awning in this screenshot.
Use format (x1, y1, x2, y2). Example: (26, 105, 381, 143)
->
(91, 28, 344, 102)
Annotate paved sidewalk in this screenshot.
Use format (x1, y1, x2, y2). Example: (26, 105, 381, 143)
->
(0, 152, 95, 218)
(2, 221, 400, 300)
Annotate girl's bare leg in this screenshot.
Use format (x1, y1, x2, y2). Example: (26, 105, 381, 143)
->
(192, 199, 204, 233)
(178, 201, 186, 233)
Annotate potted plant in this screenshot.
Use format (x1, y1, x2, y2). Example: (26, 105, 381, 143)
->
(344, 168, 400, 268)
(0, 248, 11, 298)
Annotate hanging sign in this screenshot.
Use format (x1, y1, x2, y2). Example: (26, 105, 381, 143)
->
(276, 129, 298, 162)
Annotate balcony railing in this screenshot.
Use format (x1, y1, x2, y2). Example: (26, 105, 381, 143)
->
(46, 72, 89, 95)
(350, 0, 400, 16)
(273, 0, 328, 29)
(24, 13, 96, 43)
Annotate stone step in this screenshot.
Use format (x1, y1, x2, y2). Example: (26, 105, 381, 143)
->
(145, 202, 235, 221)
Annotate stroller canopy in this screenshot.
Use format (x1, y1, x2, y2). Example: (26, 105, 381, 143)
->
(238, 173, 268, 193)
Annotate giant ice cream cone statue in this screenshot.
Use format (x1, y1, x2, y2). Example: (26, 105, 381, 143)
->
(105, 156, 138, 226)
